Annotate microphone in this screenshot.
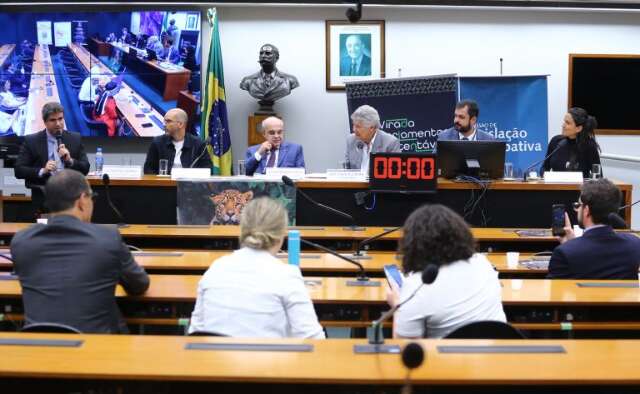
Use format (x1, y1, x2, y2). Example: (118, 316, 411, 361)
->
(55, 134, 63, 147)
(619, 198, 640, 211)
(190, 140, 211, 169)
(102, 174, 128, 228)
(300, 238, 376, 287)
(401, 343, 425, 394)
(282, 175, 364, 231)
(370, 265, 439, 345)
(354, 226, 401, 258)
(524, 137, 568, 181)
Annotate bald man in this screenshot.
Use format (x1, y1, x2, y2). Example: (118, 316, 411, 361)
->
(143, 108, 212, 174)
(244, 116, 305, 176)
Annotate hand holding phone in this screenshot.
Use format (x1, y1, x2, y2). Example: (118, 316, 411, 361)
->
(383, 264, 403, 293)
(551, 204, 566, 237)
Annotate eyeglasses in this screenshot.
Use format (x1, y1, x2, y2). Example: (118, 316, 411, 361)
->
(572, 201, 583, 210)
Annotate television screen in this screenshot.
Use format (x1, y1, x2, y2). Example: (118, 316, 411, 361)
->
(0, 10, 202, 138)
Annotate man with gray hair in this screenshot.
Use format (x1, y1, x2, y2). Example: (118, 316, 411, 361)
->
(344, 104, 401, 173)
(244, 116, 305, 176)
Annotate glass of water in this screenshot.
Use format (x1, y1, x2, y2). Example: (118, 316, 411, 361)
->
(158, 159, 168, 176)
(237, 160, 246, 176)
(504, 162, 514, 179)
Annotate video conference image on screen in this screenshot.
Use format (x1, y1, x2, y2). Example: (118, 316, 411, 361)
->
(0, 10, 202, 138)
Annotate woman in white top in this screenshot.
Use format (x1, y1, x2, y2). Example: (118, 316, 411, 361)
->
(188, 197, 325, 338)
(391, 204, 506, 338)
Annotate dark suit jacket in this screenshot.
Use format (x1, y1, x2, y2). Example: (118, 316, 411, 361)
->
(143, 133, 213, 174)
(244, 141, 305, 176)
(340, 54, 372, 76)
(11, 215, 150, 333)
(14, 130, 90, 188)
(547, 226, 640, 279)
(437, 127, 496, 142)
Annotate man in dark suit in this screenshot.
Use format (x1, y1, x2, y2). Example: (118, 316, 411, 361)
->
(437, 100, 496, 142)
(11, 170, 150, 333)
(14, 102, 90, 216)
(143, 108, 212, 174)
(339, 35, 372, 76)
(548, 178, 640, 279)
(245, 116, 304, 176)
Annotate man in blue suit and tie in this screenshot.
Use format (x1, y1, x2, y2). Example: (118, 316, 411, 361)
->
(160, 39, 180, 64)
(437, 100, 496, 142)
(548, 178, 640, 279)
(245, 116, 305, 176)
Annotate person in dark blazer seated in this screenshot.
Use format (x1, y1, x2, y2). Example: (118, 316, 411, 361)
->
(11, 170, 150, 333)
(541, 107, 601, 179)
(144, 108, 212, 175)
(344, 104, 401, 173)
(547, 178, 640, 279)
(437, 100, 496, 143)
(160, 38, 180, 64)
(244, 116, 305, 176)
(14, 102, 90, 216)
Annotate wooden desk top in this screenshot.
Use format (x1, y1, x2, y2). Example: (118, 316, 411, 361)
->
(0, 333, 639, 385)
(1, 275, 639, 306)
(24, 44, 61, 134)
(68, 43, 164, 137)
(108, 41, 190, 75)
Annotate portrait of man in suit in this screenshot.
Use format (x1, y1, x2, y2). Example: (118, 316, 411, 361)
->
(339, 34, 372, 77)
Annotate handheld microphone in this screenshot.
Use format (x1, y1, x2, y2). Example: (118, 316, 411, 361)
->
(524, 137, 568, 181)
(354, 226, 402, 258)
(190, 140, 211, 168)
(370, 265, 439, 345)
(401, 343, 425, 394)
(55, 134, 63, 147)
(102, 174, 129, 228)
(300, 238, 377, 287)
(282, 175, 364, 231)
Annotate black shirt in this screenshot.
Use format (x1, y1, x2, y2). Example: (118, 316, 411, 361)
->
(541, 135, 601, 178)
(143, 133, 212, 175)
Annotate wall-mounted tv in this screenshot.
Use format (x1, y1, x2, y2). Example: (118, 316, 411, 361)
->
(569, 54, 640, 135)
(0, 10, 202, 138)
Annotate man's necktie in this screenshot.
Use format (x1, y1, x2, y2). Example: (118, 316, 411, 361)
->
(266, 149, 277, 168)
(350, 60, 356, 76)
(462, 137, 469, 141)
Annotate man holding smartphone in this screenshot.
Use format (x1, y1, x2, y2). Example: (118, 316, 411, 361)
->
(548, 178, 640, 279)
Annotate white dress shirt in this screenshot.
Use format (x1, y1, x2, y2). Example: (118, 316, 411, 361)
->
(254, 148, 279, 169)
(360, 131, 378, 175)
(459, 128, 477, 141)
(188, 247, 325, 338)
(172, 139, 184, 169)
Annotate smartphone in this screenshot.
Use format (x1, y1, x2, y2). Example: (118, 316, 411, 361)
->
(551, 204, 566, 236)
(383, 264, 403, 290)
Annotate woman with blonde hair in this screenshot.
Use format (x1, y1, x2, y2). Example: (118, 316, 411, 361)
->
(189, 197, 325, 338)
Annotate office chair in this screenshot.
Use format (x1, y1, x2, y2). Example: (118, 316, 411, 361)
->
(444, 321, 525, 339)
(21, 322, 82, 334)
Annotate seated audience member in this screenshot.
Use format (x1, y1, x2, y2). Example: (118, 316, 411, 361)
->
(548, 178, 640, 279)
(0, 109, 20, 134)
(93, 81, 120, 137)
(79, 65, 106, 103)
(105, 32, 117, 43)
(244, 116, 304, 176)
(0, 79, 26, 109)
(143, 108, 212, 174)
(391, 204, 506, 338)
(188, 197, 325, 338)
(160, 39, 180, 64)
(344, 104, 400, 173)
(541, 107, 601, 179)
(437, 99, 495, 142)
(182, 44, 198, 72)
(145, 35, 163, 54)
(11, 170, 150, 333)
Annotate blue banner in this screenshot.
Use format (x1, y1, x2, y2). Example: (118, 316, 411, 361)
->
(460, 76, 548, 177)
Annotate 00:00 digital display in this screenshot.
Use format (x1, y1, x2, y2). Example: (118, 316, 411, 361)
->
(372, 157, 435, 180)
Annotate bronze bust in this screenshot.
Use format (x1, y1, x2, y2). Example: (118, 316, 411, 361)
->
(240, 44, 299, 113)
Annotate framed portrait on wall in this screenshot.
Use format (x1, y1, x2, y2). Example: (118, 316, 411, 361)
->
(325, 20, 385, 90)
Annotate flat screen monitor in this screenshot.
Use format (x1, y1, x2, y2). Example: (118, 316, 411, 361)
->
(146, 48, 157, 61)
(437, 140, 506, 179)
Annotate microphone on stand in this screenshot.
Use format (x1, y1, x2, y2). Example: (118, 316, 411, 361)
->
(300, 238, 378, 287)
(282, 175, 364, 231)
(353, 226, 402, 258)
(610, 198, 640, 229)
(523, 137, 568, 181)
(190, 140, 211, 168)
(102, 174, 128, 228)
(401, 342, 425, 394)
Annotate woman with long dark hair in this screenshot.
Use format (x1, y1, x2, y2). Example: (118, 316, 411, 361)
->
(542, 107, 601, 178)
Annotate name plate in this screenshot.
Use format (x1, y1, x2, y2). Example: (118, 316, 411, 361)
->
(543, 171, 583, 183)
(102, 165, 142, 179)
(326, 169, 366, 180)
(265, 167, 306, 180)
(171, 168, 211, 180)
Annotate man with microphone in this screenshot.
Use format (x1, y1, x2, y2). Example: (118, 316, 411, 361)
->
(15, 102, 90, 216)
(244, 116, 305, 176)
(143, 108, 212, 174)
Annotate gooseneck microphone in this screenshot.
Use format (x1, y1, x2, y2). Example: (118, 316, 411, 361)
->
(523, 137, 568, 181)
(102, 174, 128, 228)
(282, 175, 364, 231)
(370, 265, 439, 345)
(190, 140, 211, 168)
(354, 226, 402, 257)
(401, 342, 425, 394)
(609, 198, 640, 229)
(300, 238, 377, 287)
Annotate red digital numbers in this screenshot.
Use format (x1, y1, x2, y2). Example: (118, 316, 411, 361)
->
(373, 157, 435, 180)
(420, 158, 435, 180)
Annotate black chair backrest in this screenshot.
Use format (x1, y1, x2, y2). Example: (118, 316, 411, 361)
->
(444, 321, 525, 339)
(21, 323, 82, 334)
(188, 331, 228, 337)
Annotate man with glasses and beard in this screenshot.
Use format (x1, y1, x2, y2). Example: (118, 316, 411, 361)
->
(547, 178, 640, 279)
(437, 100, 496, 143)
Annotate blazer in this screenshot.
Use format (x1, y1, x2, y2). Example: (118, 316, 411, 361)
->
(14, 130, 90, 188)
(541, 134, 601, 179)
(437, 127, 497, 142)
(339, 54, 372, 76)
(547, 225, 640, 279)
(11, 215, 150, 333)
(160, 46, 180, 64)
(344, 129, 401, 170)
(143, 133, 213, 175)
(245, 141, 305, 176)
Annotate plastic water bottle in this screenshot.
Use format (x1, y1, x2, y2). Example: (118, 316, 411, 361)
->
(288, 230, 300, 266)
(95, 147, 104, 176)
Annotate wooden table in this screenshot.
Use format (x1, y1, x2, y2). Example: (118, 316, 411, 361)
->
(1, 334, 639, 392)
(68, 43, 165, 137)
(23, 44, 61, 135)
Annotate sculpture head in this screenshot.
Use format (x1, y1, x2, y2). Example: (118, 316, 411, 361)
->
(259, 44, 279, 72)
